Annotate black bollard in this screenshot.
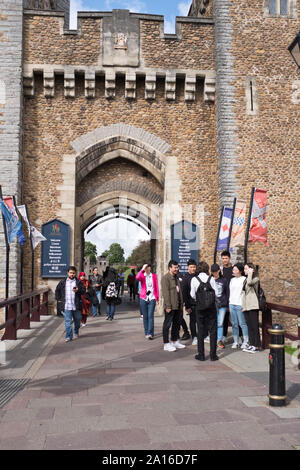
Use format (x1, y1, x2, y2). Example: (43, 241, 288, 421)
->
(268, 324, 286, 407)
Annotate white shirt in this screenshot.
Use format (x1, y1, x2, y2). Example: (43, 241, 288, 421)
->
(65, 278, 77, 311)
(229, 276, 246, 306)
(145, 273, 155, 302)
(190, 273, 217, 300)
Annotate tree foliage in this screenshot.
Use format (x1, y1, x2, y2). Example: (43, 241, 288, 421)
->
(84, 241, 97, 264)
(101, 243, 125, 265)
(126, 240, 151, 267)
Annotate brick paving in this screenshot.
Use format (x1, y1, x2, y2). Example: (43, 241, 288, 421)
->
(0, 298, 299, 450)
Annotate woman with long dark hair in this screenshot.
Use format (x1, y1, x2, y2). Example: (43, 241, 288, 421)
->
(211, 263, 229, 350)
(229, 263, 249, 349)
(136, 263, 159, 339)
(78, 272, 92, 327)
(242, 263, 261, 353)
(103, 268, 120, 321)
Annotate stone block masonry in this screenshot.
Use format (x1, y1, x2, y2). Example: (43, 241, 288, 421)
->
(228, 0, 300, 305)
(0, 0, 23, 298)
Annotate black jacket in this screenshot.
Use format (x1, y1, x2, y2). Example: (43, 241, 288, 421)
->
(182, 272, 197, 309)
(214, 277, 229, 308)
(55, 278, 85, 311)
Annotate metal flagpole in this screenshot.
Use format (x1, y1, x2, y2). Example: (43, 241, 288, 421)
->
(214, 206, 225, 264)
(227, 197, 237, 252)
(0, 186, 10, 320)
(25, 205, 35, 293)
(244, 187, 256, 264)
(13, 196, 24, 295)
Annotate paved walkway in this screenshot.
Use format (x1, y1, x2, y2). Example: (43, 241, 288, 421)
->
(0, 298, 299, 450)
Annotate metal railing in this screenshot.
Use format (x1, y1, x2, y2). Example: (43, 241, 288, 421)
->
(262, 302, 300, 370)
(0, 288, 50, 341)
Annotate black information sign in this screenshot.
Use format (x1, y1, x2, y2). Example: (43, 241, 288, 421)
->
(171, 220, 199, 274)
(41, 219, 70, 278)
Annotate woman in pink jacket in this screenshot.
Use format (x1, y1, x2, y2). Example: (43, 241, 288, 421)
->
(136, 264, 159, 340)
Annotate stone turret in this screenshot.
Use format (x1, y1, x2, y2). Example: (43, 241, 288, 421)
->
(0, 0, 24, 298)
(188, 0, 211, 16)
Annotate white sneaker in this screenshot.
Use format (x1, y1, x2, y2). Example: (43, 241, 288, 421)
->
(243, 346, 258, 354)
(204, 336, 210, 343)
(192, 337, 198, 345)
(231, 342, 239, 349)
(172, 341, 186, 350)
(241, 342, 249, 350)
(164, 343, 176, 352)
(74, 334, 79, 340)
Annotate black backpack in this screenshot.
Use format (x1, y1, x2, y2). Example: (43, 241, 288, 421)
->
(196, 276, 216, 311)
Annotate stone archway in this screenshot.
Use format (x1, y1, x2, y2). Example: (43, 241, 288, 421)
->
(54, 123, 184, 286)
(63, 124, 173, 282)
(76, 191, 162, 277)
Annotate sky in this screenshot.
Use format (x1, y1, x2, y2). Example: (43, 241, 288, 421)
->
(69, 0, 191, 31)
(85, 218, 151, 260)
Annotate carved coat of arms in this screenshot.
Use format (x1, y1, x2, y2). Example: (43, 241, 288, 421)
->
(114, 33, 128, 50)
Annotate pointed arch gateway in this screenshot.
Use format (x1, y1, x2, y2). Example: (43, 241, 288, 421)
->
(71, 124, 171, 279)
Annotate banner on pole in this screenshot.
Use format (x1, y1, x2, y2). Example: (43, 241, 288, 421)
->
(18, 204, 47, 250)
(0, 196, 22, 244)
(3, 197, 26, 246)
(217, 207, 233, 251)
(230, 201, 247, 248)
(249, 189, 269, 246)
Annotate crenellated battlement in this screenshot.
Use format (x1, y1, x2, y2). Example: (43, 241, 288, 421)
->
(23, 65, 216, 103)
(23, 9, 215, 72)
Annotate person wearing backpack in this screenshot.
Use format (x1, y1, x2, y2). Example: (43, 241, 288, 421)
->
(229, 263, 249, 349)
(242, 263, 261, 353)
(190, 261, 218, 361)
(103, 268, 120, 321)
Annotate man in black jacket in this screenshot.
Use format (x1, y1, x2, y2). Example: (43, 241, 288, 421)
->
(182, 259, 198, 345)
(55, 266, 85, 342)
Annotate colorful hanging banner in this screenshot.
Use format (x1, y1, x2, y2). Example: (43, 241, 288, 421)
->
(217, 207, 233, 251)
(230, 201, 247, 248)
(0, 196, 22, 244)
(18, 204, 46, 250)
(249, 188, 269, 246)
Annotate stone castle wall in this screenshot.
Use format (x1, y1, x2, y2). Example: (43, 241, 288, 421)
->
(228, 0, 300, 305)
(21, 12, 218, 293)
(1, 2, 300, 318)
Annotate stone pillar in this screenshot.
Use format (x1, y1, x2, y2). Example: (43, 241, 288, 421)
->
(0, 0, 24, 298)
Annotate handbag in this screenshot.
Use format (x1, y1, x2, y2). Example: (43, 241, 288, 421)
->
(114, 297, 122, 306)
(254, 281, 267, 312)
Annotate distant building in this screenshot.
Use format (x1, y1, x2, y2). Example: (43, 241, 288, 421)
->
(84, 256, 109, 277)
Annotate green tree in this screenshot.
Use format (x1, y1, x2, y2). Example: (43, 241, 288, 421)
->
(126, 240, 151, 267)
(85, 241, 97, 264)
(102, 243, 125, 265)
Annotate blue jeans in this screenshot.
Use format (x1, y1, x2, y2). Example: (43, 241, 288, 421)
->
(92, 291, 102, 316)
(63, 309, 82, 340)
(140, 299, 156, 337)
(106, 303, 116, 319)
(217, 307, 227, 342)
(229, 304, 249, 344)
